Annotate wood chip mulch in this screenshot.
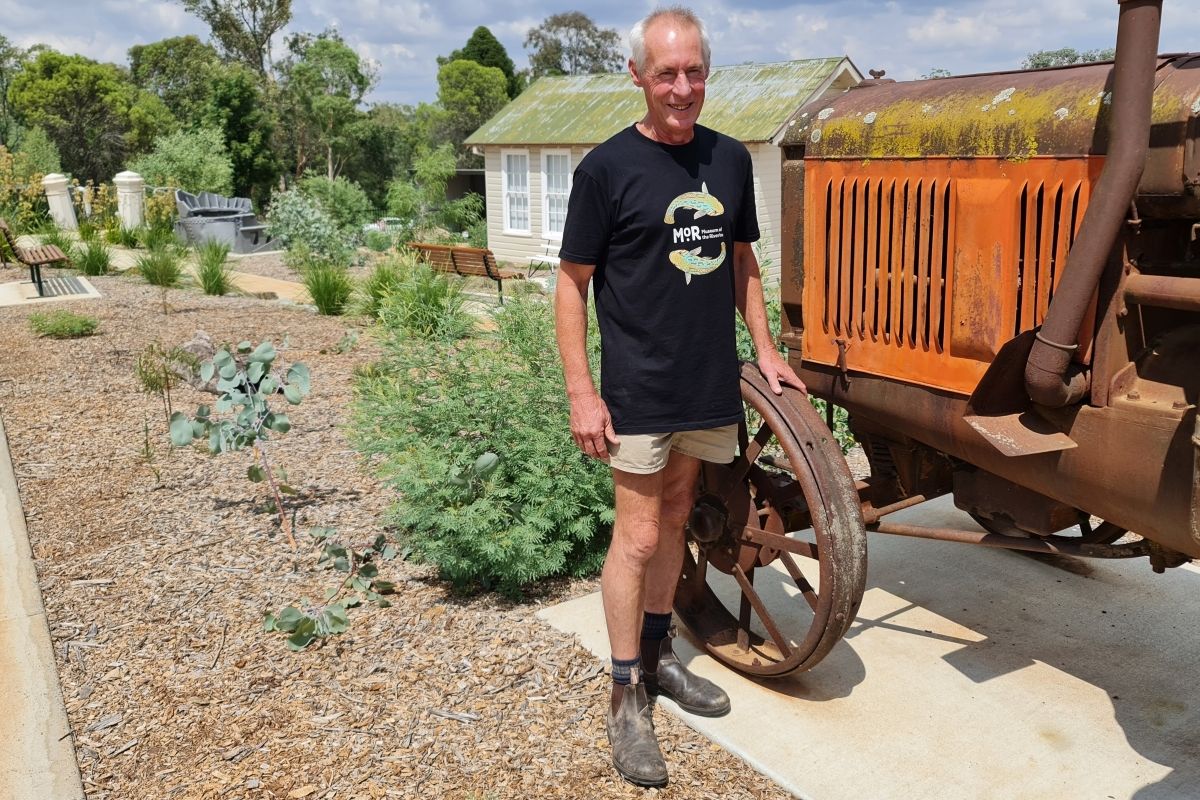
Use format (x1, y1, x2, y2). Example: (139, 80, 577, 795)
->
(0, 273, 793, 800)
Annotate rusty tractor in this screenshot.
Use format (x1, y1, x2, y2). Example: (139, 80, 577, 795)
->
(675, 0, 1200, 677)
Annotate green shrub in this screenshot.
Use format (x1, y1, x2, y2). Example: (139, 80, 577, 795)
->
(106, 225, 141, 248)
(376, 262, 473, 342)
(76, 221, 99, 243)
(129, 126, 234, 195)
(358, 256, 406, 318)
(465, 217, 488, 249)
(137, 248, 183, 287)
(351, 297, 610, 596)
(76, 240, 111, 276)
(12, 127, 62, 178)
(439, 192, 484, 234)
(364, 229, 391, 252)
(265, 189, 347, 260)
(195, 240, 233, 295)
(29, 310, 98, 339)
(304, 260, 354, 316)
(298, 175, 374, 235)
(138, 224, 177, 252)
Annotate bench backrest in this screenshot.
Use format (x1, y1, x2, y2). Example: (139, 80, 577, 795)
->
(411, 244, 501, 281)
(0, 218, 20, 261)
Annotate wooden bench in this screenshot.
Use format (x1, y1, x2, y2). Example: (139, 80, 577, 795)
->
(0, 218, 72, 297)
(409, 243, 523, 303)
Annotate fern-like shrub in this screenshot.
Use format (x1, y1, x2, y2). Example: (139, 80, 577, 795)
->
(351, 296, 611, 596)
(29, 310, 98, 339)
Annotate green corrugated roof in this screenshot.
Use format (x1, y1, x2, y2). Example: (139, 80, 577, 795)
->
(465, 58, 849, 146)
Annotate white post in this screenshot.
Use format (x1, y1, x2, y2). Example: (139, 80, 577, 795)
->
(41, 173, 77, 231)
(113, 171, 145, 230)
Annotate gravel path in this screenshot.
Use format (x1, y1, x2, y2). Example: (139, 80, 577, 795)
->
(0, 274, 792, 800)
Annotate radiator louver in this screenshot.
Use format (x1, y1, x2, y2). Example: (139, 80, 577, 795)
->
(822, 178, 952, 352)
(1016, 180, 1084, 337)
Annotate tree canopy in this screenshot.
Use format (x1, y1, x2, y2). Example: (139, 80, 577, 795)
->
(1022, 47, 1115, 70)
(129, 35, 220, 123)
(524, 12, 624, 78)
(441, 26, 521, 98)
(279, 30, 376, 179)
(8, 49, 176, 182)
(436, 59, 507, 164)
(180, 0, 292, 76)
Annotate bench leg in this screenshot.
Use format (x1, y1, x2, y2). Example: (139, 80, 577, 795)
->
(496, 279, 504, 305)
(31, 265, 44, 297)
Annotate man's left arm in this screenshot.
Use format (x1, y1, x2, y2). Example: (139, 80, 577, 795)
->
(733, 241, 806, 395)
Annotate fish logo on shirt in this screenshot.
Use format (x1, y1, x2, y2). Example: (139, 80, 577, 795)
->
(669, 242, 726, 285)
(664, 182, 725, 224)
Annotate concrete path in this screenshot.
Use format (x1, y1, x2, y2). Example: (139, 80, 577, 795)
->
(0, 415, 85, 799)
(539, 496, 1200, 800)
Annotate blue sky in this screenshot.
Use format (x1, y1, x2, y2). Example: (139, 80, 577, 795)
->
(4, 0, 1198, 107)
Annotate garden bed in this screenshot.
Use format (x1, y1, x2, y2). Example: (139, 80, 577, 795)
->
(0, 275, 790, 799)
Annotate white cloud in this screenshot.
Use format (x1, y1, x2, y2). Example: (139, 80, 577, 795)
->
(906, 8, 1001, 46)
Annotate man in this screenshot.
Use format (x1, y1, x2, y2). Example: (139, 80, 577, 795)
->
(554, 5, 805, 788)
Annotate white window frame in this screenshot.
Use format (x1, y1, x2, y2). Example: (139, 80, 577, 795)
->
(501, 148, 530, 235)
(541, 149, 572, 241)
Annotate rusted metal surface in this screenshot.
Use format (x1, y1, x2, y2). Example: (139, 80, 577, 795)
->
(801, 157, 1099, 395)
(952, 469, 1084, 535)
(1026, 0, 1163, 408)
(1124, 272, 1200, 311)
(674, 365, 866, 677)
(868, 521, 1152, 559)
(799, 364, 1200, 559)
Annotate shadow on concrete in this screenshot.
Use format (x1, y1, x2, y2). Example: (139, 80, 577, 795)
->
(841, 501, 1198, 798)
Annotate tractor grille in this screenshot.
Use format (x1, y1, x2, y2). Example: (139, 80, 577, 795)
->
(1015, 179, 1085, 338)
(801, 158, 1099, 396)
(821, 177, 951, 352)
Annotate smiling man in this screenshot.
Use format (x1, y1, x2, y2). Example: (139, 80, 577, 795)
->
(553, 5, 805, 788)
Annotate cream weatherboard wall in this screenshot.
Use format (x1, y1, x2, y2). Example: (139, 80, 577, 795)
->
(484, 141, 784, 284)
(485, 145, 592, 267)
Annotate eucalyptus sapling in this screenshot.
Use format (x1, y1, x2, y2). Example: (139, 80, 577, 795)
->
(168, 340, 311, 548)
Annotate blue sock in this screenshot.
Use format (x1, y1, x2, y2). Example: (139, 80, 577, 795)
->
(612, 655, 640, 686)
(641, 611, 673, 642)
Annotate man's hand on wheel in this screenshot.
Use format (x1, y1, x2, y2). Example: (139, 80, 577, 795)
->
(757, 352, 807, 396)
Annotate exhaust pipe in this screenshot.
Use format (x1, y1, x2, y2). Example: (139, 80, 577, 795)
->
(1024, 0, 1163, 407)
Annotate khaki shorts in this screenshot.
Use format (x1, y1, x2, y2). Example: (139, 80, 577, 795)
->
(607, 424, 739, 475)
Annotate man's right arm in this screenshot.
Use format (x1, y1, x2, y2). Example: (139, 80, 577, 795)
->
(555, 260, 617, 459)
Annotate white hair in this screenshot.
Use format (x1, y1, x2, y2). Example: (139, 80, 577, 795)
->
(629, 7, 711, 73)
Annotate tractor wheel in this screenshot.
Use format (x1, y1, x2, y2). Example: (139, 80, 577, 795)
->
(673, 363, 868, 678)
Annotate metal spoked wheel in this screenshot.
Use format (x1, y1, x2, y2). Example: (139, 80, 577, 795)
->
(673, 363, 868, 678)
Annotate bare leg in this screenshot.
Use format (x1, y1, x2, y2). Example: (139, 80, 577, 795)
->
(642, 451, 701, 614)
(603, 467, 665, 661)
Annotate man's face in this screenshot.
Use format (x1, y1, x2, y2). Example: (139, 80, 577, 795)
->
(629, 20, 707, 144)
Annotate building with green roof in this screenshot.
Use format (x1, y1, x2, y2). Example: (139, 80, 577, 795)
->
(464, 57, 861, 281)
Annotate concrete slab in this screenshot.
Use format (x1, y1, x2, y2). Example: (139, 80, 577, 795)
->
(0, 277, 101, 308)
(0, 416, 84, 799)
(539, 496, 1200, 800)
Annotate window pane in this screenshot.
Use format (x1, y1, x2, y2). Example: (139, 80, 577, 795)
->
(544, 153, 570, 235)
(505, 153, 529, 231)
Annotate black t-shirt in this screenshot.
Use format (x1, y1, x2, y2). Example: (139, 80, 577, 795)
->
(559, 124, 760, 435)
